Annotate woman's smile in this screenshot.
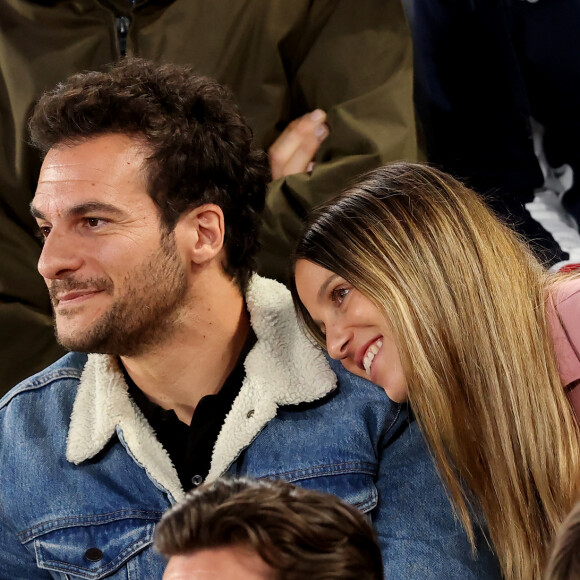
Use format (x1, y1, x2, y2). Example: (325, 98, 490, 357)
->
(294, 259, 408, 403)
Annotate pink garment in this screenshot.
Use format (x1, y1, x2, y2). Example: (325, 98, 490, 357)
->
(548, 278, 580, 419)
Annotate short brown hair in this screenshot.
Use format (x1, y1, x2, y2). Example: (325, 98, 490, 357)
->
(29, 58, 269, 293)
(154, 477, 383, 580)
(544, 500, 580, 580)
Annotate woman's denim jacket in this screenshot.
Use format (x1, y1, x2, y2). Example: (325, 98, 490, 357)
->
(0, 276, 500, 579)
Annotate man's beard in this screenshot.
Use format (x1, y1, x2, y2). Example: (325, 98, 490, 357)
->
(50, 231, 189, 357)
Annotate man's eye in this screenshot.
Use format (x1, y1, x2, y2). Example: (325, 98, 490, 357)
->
(85, 217, 104, 228)
(331, 287, 350, 304)
(36, 226, 51, 240)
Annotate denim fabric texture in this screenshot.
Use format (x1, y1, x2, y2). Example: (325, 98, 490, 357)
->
(0, 352, 501, 579)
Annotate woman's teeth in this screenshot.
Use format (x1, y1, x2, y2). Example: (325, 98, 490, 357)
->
(363, 339, 383, 377)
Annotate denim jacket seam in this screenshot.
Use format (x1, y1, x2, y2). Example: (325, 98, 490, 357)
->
(263, 460, 377, 482)
(34, 528, 153, 574)
(383, 402, 404, 434)
(354, 490, 379, 512)
(0, 369, 83, 409)
(18, 509, 163, 543)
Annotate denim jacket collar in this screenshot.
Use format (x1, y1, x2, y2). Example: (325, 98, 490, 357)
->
(66, 275, 336, 497)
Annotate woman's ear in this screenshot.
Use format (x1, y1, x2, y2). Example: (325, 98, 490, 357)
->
(176, 204, 225, 265)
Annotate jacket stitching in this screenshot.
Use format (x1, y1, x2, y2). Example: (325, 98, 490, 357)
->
(262, 461, 377, 482)
(384, 402, 403, 434)
(0, 367, 83, 409)
(34, 533, 152, 575)
(18, 510, 163, 543)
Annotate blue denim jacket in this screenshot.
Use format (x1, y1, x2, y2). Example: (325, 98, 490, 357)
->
(0, 277, 500, 579)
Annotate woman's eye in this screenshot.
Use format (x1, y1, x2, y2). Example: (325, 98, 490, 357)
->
(331, 287, 350, 304)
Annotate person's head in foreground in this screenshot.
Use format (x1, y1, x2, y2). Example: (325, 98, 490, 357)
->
(28, 57, 268, 357)
(290, 161, 580, 580)
(154, 477, 384, 580)
(544, 499, 580, 580)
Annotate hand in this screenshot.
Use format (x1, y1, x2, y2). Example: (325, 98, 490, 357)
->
(269, 109, 329, 180)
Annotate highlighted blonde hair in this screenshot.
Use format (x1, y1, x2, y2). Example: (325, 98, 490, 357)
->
(291, 162, 580, 580)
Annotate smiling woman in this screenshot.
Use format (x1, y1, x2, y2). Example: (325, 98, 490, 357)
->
(290, 162, 580, 580)
(294, 260, 407, 403)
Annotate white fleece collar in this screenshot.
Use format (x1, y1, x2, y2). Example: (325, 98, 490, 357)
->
(206, 275, 336, 480)
(66, 275, 336, 499)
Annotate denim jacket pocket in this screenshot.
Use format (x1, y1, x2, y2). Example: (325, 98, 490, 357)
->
(27, 513, 156, 579)
(266, 461, 379, 513)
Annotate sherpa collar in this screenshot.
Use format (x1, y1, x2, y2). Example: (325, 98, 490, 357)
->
(66, 274, 336, 501)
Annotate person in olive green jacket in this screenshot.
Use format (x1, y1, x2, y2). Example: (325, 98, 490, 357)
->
(0, 0, 417, 395)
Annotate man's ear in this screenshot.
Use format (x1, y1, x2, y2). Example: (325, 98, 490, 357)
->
(176, 204, 225, 265)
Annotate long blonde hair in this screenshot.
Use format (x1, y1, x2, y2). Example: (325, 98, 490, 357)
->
(291, 162, 580, 580)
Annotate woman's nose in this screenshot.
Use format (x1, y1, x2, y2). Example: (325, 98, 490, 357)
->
(325, 324, 350, 360)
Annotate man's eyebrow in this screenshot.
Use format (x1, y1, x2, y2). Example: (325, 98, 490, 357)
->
(317, 274, 340, 301)
(30, 202, 126, 220)
(30, 205, 44, 219)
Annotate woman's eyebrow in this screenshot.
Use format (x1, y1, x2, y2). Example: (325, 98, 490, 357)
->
(318, 274, 340, 301)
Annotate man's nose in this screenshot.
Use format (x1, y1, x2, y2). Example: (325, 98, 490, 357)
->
(325, 324, 350, 360)
(37, 231, 83, 279)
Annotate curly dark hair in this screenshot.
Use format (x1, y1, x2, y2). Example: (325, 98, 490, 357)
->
(28, 58, 269, 293)
(154, 477, 384, 580)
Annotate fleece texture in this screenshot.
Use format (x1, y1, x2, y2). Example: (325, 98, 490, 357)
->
(66, 275, 336, 501)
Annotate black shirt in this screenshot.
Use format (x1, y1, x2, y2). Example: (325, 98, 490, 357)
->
(124, 329, 257, 491)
